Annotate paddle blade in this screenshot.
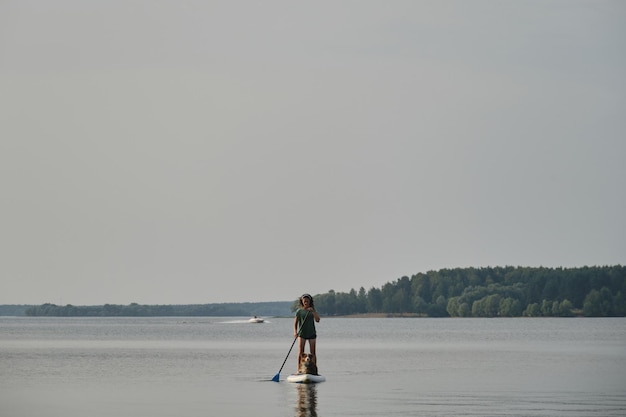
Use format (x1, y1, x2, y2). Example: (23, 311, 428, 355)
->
(271, 373, 280, 382)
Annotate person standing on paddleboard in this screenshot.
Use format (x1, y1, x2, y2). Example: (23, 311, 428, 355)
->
(294, 293, 321, 371)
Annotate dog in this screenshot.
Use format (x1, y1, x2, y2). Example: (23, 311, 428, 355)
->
(298, 353, 318, 375)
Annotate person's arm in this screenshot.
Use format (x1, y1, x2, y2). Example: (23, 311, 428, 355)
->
(307, 307, 320, 322)
(294, 315, 299, 337)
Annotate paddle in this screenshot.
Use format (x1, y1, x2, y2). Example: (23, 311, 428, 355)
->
(271, 310, 309, 382)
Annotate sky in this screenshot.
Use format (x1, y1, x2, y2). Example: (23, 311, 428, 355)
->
(1, 1, 624, 306)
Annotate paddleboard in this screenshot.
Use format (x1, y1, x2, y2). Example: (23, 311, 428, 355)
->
(286, 373, 326, 383)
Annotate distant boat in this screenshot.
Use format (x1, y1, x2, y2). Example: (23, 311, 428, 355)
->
(248, 316, 264, 323)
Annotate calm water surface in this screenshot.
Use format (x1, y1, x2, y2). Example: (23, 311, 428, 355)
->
(1, 317, 625, 416)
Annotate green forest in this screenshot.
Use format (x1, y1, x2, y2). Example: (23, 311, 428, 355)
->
(21, 265, 626, 318)
(307, 265, 625, 317)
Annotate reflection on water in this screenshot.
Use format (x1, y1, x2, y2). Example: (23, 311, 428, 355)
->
(295, 384, 318, 417)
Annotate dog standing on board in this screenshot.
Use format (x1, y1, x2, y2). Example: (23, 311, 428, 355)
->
(298, 352, 319, 375)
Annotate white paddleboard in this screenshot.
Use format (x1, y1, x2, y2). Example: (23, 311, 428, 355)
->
(286, 373, 326, 383)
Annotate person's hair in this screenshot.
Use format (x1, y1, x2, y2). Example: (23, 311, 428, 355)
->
(299, 293, 315, 309)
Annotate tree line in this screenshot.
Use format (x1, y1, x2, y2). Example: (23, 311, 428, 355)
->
(0, 305, 31, 316)
(25, 301, 292, 317)
(22, 266, 626, 318)
(306, 266, 625, 317)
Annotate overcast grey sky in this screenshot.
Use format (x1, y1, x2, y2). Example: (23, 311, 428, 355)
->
(1, 1, 624, 305)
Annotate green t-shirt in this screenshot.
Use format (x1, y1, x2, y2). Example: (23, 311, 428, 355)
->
(295, 308, 317, 339)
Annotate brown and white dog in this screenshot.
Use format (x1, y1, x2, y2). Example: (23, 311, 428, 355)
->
(298, 353, 318, 375)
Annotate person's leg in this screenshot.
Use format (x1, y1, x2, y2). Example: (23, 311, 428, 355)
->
(309, 338, 317, 361)
(297, 337, 305, 370)
(309, 338, 318, 374)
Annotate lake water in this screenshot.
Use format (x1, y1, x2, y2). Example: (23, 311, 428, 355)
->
(1, 316, 625, 417)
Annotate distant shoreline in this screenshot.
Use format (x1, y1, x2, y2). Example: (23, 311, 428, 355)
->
(332, 313, 424, 318)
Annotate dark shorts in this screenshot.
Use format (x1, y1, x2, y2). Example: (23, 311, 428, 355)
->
(301, 334, 317, 340)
